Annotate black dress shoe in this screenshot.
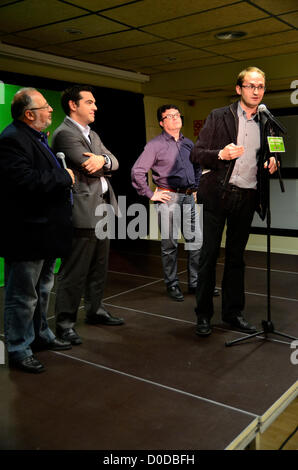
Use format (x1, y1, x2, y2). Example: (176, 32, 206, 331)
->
(32, 337, 72, 351)
(9, 355, 45, 374)
(85, 312, 124, 326)
(167, 285, 184, 301)
(47, 338, 72, 351)
(196, 317, 212, 336)
(224, 315, 257, 333)
(56, 327, 82, 345)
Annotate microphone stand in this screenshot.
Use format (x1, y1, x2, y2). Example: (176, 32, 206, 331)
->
(225, 120, 297, 347)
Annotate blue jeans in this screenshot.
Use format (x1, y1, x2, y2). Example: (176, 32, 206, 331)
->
(155, 192, 202, 288)
(4, 259, 56, 360)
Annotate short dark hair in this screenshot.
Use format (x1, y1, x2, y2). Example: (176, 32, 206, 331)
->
(157, 104, 180, 123)
(61, 84, 95, 115)
(11, 87, 35, 120)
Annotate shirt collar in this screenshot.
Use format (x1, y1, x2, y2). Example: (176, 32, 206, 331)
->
(66, 115, 91, 137)
(162, 130, 184, 141)
(238, 101, 259, 122)
(22, 122, 48, 141)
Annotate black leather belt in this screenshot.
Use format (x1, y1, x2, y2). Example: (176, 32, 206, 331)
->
(226, 184, 255, 193)
(158, 187, 197, 195)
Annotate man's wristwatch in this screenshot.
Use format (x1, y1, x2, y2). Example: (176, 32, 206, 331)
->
(103, 154, 110, 165)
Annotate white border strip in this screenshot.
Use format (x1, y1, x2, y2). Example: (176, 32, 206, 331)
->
(217, 262, 298, 276)
(52, 349, 259, 419)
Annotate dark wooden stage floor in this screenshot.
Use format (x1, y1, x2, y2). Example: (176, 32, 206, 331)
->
(0, 240, 297, 450)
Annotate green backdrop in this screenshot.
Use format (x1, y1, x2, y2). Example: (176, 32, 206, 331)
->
(0, 82, 65, 137)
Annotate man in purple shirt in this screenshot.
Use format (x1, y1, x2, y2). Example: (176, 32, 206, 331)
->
(131, 104, 202, 301)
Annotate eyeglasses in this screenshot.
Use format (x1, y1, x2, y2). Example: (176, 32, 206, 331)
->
(161, 112, 182, 120)
(241, 85, 266, 92)
(28, 103, 52, 111)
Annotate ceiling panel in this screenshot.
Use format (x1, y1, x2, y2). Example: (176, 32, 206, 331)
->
(0, 0, 297, 101)
(250, 0, 298, 15)
(18, 14, 128, 44)
(178, 17, 291, 48)
(0, 0, 85, 33)
(62, 0, 137, 12)
(64, 29, 157, 54)
(110, 48, 214, 69)
(229, 42, 298, 60)
(141, 3, 268, 39)
(279, 11, 298, 28)
(73, 41, 189, 63)
(204, 30, 298, 55)
(154, 56, 232, 73)
(101, 0, 235, 27)
(0, 33, 39, 50)
(35, 43, 86, 57)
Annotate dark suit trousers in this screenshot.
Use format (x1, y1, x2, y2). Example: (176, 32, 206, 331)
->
(195, 188, 257, 321)
(55, 230, 110, 329)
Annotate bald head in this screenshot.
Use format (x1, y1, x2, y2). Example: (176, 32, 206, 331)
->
(11, 87, 36, 120)
(11, 87, 53, 131)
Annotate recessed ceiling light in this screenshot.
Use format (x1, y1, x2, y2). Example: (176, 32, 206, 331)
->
(215, 31, 247, 40)
(63, 28, 83, 35)
(164, 56, 177, 62)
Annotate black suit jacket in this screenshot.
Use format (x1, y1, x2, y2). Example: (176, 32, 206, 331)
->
(191, 100, 275, 220)
(0, 120, 73, 260)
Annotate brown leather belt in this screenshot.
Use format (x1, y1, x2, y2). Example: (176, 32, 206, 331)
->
(158, 187, 197, 195)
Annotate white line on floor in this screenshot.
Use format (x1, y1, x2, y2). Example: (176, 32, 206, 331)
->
(52, 349, 259, 419)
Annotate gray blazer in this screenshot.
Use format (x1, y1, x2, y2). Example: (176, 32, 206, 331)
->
(52, 117, 119, 228)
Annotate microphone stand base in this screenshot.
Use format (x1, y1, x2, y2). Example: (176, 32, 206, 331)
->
(225, 320, 297, 347)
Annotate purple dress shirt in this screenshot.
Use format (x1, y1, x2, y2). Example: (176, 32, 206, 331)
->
(131, 131, 200, 199)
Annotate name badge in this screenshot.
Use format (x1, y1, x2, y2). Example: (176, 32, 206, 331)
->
(267, 136, 285, 152)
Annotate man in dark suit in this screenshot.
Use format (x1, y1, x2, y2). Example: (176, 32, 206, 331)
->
(191, 66, 278, 337)
(0, 87, 74, 373)
(53, 85, 124, 346)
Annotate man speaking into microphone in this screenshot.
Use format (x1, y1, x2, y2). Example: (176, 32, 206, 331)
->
(190, 66, 278, 337)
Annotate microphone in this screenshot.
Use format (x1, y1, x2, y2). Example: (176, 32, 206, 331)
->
(56, 152, 67, 169)
(258, 104, 286, 134)
(56, 152, 73, 205)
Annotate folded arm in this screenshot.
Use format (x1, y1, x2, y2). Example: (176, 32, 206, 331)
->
(52, 130, 118, 177)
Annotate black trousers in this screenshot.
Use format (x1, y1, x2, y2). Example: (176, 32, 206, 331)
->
(195, 188, 257, 321)
(55, 230, 110, 330)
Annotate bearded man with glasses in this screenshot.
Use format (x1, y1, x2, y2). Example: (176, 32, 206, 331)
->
(0, 88, 74, 372)
(190, 66, 278, 337)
